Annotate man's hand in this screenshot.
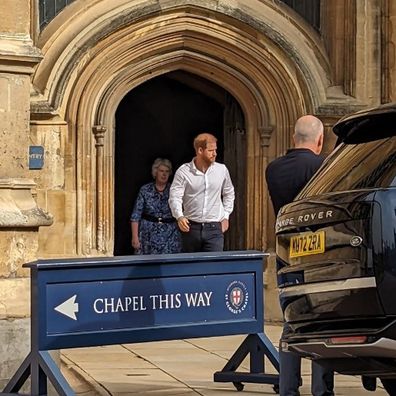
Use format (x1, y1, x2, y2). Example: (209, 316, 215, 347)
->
(177, 216, 190, 232)
(221, 219, 229, 233)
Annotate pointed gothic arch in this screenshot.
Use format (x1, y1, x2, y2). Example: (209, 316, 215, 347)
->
(31, 1, 335, 255)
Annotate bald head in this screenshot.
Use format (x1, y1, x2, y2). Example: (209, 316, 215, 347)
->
(293, 115, 324, 154)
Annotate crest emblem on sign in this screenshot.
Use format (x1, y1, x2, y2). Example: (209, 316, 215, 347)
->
(225, 281, 249, 314)
(231, 287, 243, 307)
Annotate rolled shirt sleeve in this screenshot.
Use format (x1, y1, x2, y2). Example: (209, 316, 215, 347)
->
(169, 168, 186, 220)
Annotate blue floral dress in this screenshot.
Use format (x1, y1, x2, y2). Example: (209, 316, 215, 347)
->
(130, 182, 181, 254)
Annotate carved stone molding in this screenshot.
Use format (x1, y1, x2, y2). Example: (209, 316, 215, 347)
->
(344, 0, 357, 97)
(92, 125, 107, 253)
(381, 0, 390, 103)
(0, 36, 42, 75)
(0, 179, 53, 228)
(259, 126, 274, 148)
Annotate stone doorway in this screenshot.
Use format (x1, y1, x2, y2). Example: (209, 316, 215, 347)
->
(114, 71, 246, 256)
(32, 2, 335, 256)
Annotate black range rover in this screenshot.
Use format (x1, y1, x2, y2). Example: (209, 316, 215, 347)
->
(275, 103, 396, 394)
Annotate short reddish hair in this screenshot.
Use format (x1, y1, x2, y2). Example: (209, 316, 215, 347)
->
(193, 133, 217, 152)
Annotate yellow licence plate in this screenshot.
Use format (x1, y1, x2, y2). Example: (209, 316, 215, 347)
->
(289, 231, 325, 258)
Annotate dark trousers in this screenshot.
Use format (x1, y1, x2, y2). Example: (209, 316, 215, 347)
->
(280, 323, 334, 396)
(181, 222, 224, 252)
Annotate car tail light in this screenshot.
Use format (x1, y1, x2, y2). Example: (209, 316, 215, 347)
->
(329, 336, 368, 344)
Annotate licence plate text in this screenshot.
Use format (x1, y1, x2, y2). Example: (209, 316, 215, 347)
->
(289, 231, 325, 258)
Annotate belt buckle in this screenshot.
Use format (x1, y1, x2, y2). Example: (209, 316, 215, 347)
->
(158, 217, 163, 224)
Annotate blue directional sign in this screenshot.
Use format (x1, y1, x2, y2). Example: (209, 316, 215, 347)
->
(25, 251, 265, 350)
(47, 273, 255, 334)
(5, 251, 275, 396)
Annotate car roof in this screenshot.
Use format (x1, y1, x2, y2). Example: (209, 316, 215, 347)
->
(333, 102, 396, 144)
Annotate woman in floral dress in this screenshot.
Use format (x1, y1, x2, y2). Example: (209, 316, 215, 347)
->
(130, 158, 181, 254)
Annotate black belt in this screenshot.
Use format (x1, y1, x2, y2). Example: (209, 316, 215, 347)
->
(189, 220, 221, 226)
(141, 214, 175, 223)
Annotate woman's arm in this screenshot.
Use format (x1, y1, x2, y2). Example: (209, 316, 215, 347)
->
(131, 221, 140, 250)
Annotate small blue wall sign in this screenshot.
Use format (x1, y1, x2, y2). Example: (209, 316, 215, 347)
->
(29, 146, 44, 169)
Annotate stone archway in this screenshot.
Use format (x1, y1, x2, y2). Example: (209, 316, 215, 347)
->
(31, 0, 334, 256)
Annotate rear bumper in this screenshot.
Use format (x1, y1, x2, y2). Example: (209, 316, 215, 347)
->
(279, 276, 376, 298)
(288, 337, 396, 359)
(283, 320, 396, 376)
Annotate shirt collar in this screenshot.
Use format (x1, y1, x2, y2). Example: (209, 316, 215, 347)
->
(286, 148, 317, 155)
(190, 158, 215, 174)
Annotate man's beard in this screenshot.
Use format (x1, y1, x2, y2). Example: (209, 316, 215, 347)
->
(204, 157, 215, 166)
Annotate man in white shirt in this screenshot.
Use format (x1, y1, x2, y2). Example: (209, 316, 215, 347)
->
(169, 133, 235, 252)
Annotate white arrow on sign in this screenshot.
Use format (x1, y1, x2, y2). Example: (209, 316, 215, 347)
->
(54, 295, 79, 320)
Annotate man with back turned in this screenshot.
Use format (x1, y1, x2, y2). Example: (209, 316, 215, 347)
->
(265, 115, 334, 396)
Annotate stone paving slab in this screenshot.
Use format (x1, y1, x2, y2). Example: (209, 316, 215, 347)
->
(61, 324, 388, 395)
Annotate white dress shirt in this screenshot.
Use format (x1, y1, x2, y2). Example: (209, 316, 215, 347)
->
(169, 159, 235, 222)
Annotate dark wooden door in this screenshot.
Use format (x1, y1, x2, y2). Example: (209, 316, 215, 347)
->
(223, 94, 246, 250)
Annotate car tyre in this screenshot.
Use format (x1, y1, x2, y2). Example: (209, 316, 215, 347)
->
(362, 376, 376, 391)
(381, 378, 396, 395)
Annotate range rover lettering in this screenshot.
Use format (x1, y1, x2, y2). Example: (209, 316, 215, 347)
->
(276, 103, 396, 394)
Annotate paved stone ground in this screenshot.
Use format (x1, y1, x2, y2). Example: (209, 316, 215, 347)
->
(61, 324, 388, 395)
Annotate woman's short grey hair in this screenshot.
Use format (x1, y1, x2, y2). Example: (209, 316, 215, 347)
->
(152, 158, 172, 178)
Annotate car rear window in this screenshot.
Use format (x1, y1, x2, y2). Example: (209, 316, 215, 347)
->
(298, 136, 396, 198)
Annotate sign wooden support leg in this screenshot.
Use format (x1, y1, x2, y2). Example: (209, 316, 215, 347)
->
(2, 353, 32, 394)
(2, 351, 74, 396)
(39, 351, 75, 396)
(213, 332, 280, 392)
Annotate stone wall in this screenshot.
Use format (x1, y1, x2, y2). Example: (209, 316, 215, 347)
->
(0, 0, 52, 388)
